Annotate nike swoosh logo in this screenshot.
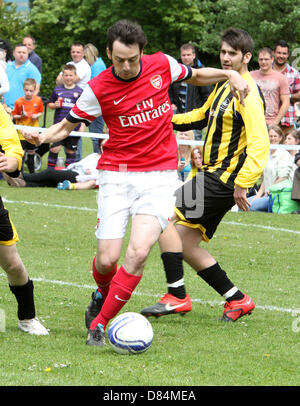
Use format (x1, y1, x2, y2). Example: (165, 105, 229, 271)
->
(165, 302, 187, 311)
(115, 295, 128, 302)
(114, 96, 127, 105)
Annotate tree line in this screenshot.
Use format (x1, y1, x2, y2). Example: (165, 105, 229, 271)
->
(1, 0, 300, 97)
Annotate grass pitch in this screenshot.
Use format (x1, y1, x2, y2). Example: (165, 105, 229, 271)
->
(0, 139, 299, 388)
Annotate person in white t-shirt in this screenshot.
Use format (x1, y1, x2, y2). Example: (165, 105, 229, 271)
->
(56, 42, 91, 90)
(22, 19, 250, 348)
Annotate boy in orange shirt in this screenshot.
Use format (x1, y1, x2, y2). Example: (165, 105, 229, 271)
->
(12, 78, 44, 173)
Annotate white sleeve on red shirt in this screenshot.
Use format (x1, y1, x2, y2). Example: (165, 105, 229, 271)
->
(68, 84, 102, 124)
(165, 54, 192, 83)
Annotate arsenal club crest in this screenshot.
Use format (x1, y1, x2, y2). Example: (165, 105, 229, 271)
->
(150, 75, 162, 89)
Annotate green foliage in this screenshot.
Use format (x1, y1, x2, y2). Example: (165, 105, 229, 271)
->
(2, 0, 300, 95)
(0, 3, 28, 44)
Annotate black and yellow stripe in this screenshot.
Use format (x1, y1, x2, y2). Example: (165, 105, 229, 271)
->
(173, 72, 269, 189)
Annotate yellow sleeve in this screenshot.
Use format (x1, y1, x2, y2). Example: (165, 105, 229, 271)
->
(0, 104, 24, 170)
(172, 85, 217, 131)
(235, 93, 270, 189)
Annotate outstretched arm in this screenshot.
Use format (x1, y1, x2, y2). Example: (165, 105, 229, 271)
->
(187, 67, 250, 106)
(22, 117, 78, 146)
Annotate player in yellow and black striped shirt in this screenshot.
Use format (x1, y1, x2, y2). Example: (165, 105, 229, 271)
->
(0, 103, 48, 335)
(141, 28, 270, 322)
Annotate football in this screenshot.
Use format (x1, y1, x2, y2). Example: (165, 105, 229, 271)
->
(108, 312, 154, 355)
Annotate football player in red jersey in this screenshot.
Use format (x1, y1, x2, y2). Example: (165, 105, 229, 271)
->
(23, 20, 250, 347)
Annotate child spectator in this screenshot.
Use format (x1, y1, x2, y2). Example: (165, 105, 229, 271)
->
(12, 78, 44, 173)
(48, 64, 84, 168)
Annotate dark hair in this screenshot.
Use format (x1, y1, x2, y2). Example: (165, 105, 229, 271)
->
(107, 19, 147, 52)
(274, 40, 290, 53)
(258, 47, 273, 58)
(0, 38, 13, 61)
(71, 42, 84, 50)
(221, 27, 253, 55)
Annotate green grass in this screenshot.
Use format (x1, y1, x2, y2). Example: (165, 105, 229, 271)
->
(0, 176, 300, 387)
(1, 112, 300, 387)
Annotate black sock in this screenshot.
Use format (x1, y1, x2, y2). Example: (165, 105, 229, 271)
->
(9, 279, 36, 320)
(197, 262, 243, 301)
(161, 252, 186, 299)
(27, 154, 35, 173)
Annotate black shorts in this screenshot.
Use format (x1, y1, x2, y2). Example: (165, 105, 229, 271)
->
(174, 171, 235, 242)
(51, 136, 80, 151)
(0, 198, 18, 245)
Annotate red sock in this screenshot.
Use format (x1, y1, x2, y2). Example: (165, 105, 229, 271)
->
(92, 257, 117, 301)
(90, 265, 142, 330)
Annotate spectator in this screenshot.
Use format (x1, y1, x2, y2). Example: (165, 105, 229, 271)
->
(273, 40, 300, 134)
(84, 43, 107, 153)
(177, 130, 194, 181)
(190, 146, 203, 170)
(248, 124, 294, 211)
(291, 150, 300, 213)
(56, 42, 91, 90)
(22, 36, 42, 73)
(284, 128, 300, 164)
(3, 147, 101, 188)
(57, 42, 91, 162)
(12, 78, 44, 173)
(47, 64, 84, 168)
(169, 43, 212, 140)
(251, 47, 290, 126)
(0, 47, 9, 101)
(4, 44, 41, 111)
(0, 39, 13, 63)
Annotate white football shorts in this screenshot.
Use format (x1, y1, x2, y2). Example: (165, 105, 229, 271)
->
(95, 170, 179, 239)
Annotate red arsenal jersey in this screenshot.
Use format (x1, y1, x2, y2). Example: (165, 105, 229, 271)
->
(68, 52, 192, 171)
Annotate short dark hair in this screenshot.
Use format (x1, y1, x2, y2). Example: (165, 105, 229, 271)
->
(274, 40, 290, 52)
(221, 27, 253, 55)
(71, 42, 84, 50)
(107, 19, 147, 52)
(0, 38, 13, 61)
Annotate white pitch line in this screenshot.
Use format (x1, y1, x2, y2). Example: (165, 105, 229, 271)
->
(0, 273, 297, 314)
(2, 198, 96, 212)
(223, 220, 300, 235)
(3, 198, 300, 235)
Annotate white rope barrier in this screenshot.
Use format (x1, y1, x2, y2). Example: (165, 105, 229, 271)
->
(14, 124, 300, 150)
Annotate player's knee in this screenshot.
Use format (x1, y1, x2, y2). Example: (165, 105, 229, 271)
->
(96, 253, 118, 274)
(2, 256, 25, 277)
(126, 245, 150, 269)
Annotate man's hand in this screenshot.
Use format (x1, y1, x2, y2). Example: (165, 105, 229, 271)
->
(234, 185, 251, 211)
(226, 70, 250, 106)
(21, 129, 43, 146)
